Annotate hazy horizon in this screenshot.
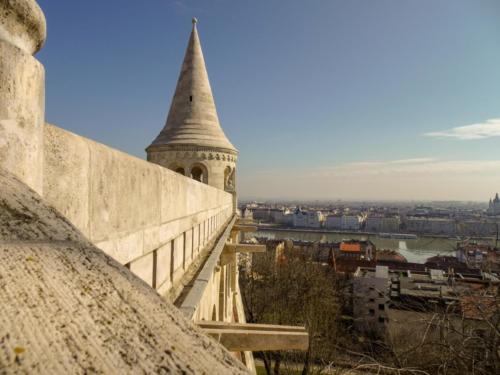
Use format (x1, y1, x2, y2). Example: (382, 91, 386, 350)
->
(37, 0, 500, 201)
(238, 196, 491, 205)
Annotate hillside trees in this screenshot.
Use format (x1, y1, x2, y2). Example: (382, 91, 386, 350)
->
(239, 244, 347, 375)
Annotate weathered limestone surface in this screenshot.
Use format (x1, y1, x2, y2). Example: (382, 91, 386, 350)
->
(43, 124, 233, 296)
(0, 0, 46, 194)
(0, 168, 249, 374)
(0, 0, 46, 54)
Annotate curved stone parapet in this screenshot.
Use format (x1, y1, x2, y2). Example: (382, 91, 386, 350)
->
(0, 0, 46, 54)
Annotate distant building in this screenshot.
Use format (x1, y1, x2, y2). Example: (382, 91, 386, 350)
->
(242, 207, 253, 220)
(269, 208, 283, 222)
(456, 242, 499, 271)
(293, 208, 308, 227)
(251, 208, 271, 221)
(457, 220, 496, 237)
(425, 255, 464, 270)
(487, 193, 500, 216)
(352, 266, 391, 334)
(341, 215, 361, 231)
(406, 217, 456, 235)
(338, 240, 375, 261)
(292, 208, 323, 228)
(352, 265, 498, 337)
(365, 215, 400, 233)
(325, 214, 342, 229)
(376, 249, 407, 263)
(307, 211, 324, 228)
(270, 208, 293, 226)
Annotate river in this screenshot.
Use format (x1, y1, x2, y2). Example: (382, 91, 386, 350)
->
(245, 229, 494, 263)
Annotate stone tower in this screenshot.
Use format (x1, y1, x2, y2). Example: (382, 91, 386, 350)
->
(147, 18, 237, 193)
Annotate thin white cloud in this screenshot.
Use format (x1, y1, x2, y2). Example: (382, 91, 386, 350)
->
(389, 158, 435, 164)
(425, 118, 500, 140)
(311, 159, 500, 178)
(253, 158, 500, 178)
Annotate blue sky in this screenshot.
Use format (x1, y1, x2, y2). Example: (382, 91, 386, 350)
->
(37, 0, 500, 201)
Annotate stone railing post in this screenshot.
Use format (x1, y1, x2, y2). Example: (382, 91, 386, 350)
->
(0, 0, 46, 194)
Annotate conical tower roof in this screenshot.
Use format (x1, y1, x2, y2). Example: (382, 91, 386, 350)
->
(148, 18, 237, 153)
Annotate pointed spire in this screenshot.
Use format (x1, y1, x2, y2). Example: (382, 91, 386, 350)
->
(495, 193, 500, 203)
(148, 18, 237, 153)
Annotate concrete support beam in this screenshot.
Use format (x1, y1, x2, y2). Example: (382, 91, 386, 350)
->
(224, 244, 266, 254)
(220, 251, 236, 267)
(197, 321, 306, 332)
(236, 218, 254, 225)
(197, 322, 308, 352)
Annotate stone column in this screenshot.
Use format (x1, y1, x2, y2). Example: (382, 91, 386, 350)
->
(0, 0, 46, 194)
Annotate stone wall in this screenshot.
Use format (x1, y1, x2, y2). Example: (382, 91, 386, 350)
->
(0, 2, 252, 371)
(43, 124, 234, 297)
(0, 0, 235, 309)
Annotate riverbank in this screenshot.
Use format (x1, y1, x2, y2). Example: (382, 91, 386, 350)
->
(255, 224, 495, 241)
(249, 228, 466, 263)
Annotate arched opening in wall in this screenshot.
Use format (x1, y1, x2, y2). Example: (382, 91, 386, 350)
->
(232, 293, 239, 322)
(224, 166, 234, 191)
(218, 267, 225, 321)
(170, 164, 186, 176)
(190, 163, 208, 184)
(211, 305, 217, 321)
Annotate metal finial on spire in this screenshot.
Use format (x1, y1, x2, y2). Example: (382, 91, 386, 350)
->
(192, 17, 198, 26)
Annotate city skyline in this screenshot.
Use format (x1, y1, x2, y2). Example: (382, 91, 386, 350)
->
(37, 0, 500, 201)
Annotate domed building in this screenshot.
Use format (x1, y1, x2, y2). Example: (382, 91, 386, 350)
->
(147, 18, 237, 193)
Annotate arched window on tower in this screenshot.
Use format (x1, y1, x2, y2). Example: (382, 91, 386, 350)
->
(190, 163, 208, 184)
(174, 167, 185, 175)
(191, 166, 203, 182)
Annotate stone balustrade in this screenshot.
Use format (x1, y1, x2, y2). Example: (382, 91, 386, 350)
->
(42, 123, 234, 299)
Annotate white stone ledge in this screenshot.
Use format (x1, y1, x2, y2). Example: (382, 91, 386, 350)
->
(43, 123, 233, 245)
(179, 215, 237, 319)
(40, 122, 235, 308)
(95, 204, 231, 265)
(124, 213, 234, 301)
